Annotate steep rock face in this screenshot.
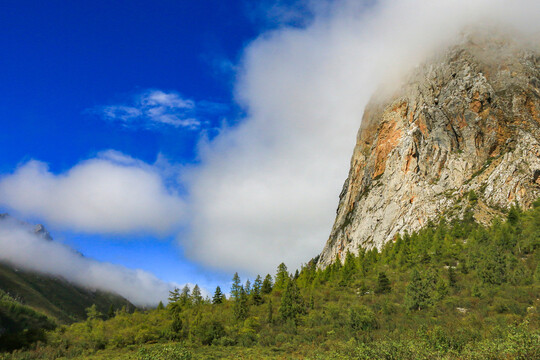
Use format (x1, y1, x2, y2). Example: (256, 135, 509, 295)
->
(318, 33, 540, 267)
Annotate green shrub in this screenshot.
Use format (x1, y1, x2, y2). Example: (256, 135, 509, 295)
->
(137, 344, 192, 360)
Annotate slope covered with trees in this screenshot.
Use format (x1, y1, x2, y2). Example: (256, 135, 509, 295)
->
(1, 200, 539, 359)
(0, 262, 134, 325)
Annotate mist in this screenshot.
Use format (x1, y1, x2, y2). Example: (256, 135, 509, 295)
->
(0, 216, 176, 306)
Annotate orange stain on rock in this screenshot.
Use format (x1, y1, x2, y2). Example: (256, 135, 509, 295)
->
(373, 119, 403, 178)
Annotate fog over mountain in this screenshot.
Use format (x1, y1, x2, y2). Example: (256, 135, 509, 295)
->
(182, 0, 540, 274)
(0, 216, 177, 306)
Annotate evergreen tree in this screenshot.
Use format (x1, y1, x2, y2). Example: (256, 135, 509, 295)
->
(507, 204, 520, 225)
(397, 244, 411, 268)
(168, 300, 182, 316)
(448, 266, 457, 288)
(233, 286, 248, 321)
(266, 298, 273, 324)
(171, 315, 183, 335)
(107, 304, 115, 319)
(405, 269, 431, 310)
(279, 278, 304, 323)
(262, 274, 273, 294)
(212, 286, 224, 304)
(479, 246, 507, 285)
(252, 275, 263, 305)
(244, 279, 251, 295)
(375, 271, 391, 294)
(341, 251, 357, 285)
(85, 304, 102, 321)
(192, 284, 203, 305)
(156, 301, 165, 311)
(231, 272, 242, 300)
(168, 287, 180, 303)
(435, 275, 449, 300)
(274, 263, 289, 291)
(180, 285, 191, 307)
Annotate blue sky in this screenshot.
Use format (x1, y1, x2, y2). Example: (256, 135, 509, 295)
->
(0, 0, 264, 293)
(1, 0, 538, 304)
(0, 0, 255, 172)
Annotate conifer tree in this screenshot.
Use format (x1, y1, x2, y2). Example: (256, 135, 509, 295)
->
(252, 275, 263, 305)
(168, 287, 180, 303)
(507, 204, 520, 225)
(262, 274, 273, 294)
(233, 286, 248, 321)
(279, 278, 304, 322)
(107, 304, 115, 319)
(435, 271, 449, 300)
(340, 251, 357, 285)
(156, 301, 165, 311)
(274, 263, 289, 291)
(448, 266, 457, 288)
(212, 286, 224, 304)
(479, 246, 507, 285)
(171, 314, 183, 335)
(266, 298, 273, 324)
(231, 272, 242, 300)
(375, 271, 391, 294)
(180, 285, 191, 306)
(85, 304, 102, 321)
(405, 269, 431, 310)
(244, 279, 251, 295)
(192, 284, 203, 305)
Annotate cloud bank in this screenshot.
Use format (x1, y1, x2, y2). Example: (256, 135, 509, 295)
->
(0, 217, 175, 305)
(182, 0, 540, 275)
(0, 151, 185, 235)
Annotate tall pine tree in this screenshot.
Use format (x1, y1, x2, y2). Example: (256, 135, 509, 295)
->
(274, 263, 289, 291)
(212, 286, 224, 304)
(262, 274, 273, 294)
(252, 275, 263, 305)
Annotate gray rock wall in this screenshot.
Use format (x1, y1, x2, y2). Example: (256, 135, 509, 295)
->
(318, 33, 540, 268)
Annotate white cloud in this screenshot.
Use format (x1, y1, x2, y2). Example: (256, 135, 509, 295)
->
(98, 90, 201, 129)
(181, 0, 540, 275)
(0, 217, 176, 305)
(0, 151, 185, 235)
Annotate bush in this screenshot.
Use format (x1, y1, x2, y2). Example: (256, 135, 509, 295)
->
(348, 306, 378, 335)
(192, 320, 225, 345)
(137, 344, 192, 360)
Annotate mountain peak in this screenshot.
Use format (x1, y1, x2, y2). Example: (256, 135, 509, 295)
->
(318, 33, 540, 267)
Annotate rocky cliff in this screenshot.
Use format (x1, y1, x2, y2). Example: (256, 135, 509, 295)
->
(318, 32, 540, 268)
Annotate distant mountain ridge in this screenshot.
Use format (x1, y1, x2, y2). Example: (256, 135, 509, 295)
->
(0, 215, 133, 324)
(318, 31, 540, 267)
(0, 213, 52, 242)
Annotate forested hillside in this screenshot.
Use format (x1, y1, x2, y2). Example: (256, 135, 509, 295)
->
(0, 263, 134, 352)
(2, 200, 539, 359)
(0, 263, 133, 325)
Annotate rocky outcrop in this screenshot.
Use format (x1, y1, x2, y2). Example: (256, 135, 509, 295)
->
(318, 32, 540, 268)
